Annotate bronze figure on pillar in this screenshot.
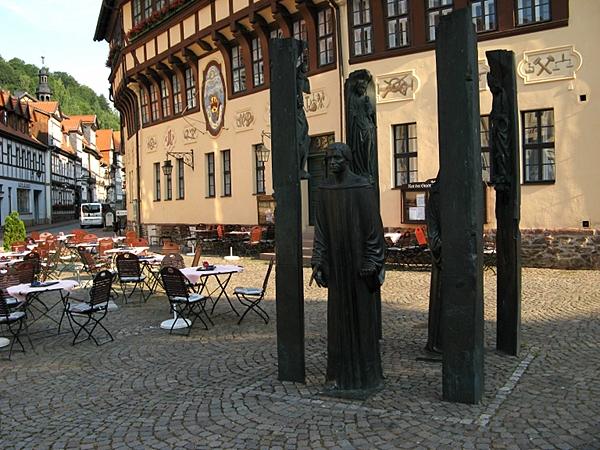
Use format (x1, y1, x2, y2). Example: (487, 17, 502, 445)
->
(296, 42, 311, 180)
(425, 175, 442, 354)
(311, 143, 385, 397)
(344, 70, 377, 185)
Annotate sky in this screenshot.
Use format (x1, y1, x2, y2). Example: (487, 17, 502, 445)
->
(0, 0, 111, 100)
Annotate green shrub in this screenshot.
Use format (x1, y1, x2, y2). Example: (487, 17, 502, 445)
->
(3, 211, 26, 251)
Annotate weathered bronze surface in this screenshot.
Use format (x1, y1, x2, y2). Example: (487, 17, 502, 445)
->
(311, 143, 385, 394)
(435, 7, 484, 404)
(296, 50, 311, 180)
(344, 69, 382, 339)
(344, 70, 378, 185)
(487, 50, 522, 356)
(271, 38, 305, 383)
(425, 175, 442, 354)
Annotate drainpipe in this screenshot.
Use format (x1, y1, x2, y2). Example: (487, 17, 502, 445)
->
(328, 0, 345, 141)
(135, 127, 142, 236)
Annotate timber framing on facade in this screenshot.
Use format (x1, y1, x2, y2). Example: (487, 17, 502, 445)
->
(96, 1, 600, 269)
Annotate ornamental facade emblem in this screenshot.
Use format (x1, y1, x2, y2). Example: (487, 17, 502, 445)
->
(146, 136, 158, 152)
(164, 129, 176, 152)
(517, 45, 582, 84)
(183, 126, 198, 143)
(303, 89, 329, 117)
(202, 61, 226, 136)
(375, 70, 419, 103)
(234, 108, 255, 132)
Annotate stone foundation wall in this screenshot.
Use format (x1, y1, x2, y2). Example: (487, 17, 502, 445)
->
(386, 227, 600, 270)
(520, 228, 600, 270)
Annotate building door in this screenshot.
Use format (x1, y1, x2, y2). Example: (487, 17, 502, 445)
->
(307, 133, 335, 226)
(33, 190, 41, 223)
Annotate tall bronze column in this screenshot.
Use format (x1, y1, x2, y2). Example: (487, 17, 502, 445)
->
(271, 38, 305, 383)
(435, 7, 485, 404)
(486, 50, 522, 356)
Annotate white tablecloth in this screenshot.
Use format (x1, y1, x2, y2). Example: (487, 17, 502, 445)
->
(180, 264, 243, 285)
(7, 280, 79, 302)
(104, 246, 149, 256)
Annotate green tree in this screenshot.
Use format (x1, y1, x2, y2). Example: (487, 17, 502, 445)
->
(3, 212, 26, 251)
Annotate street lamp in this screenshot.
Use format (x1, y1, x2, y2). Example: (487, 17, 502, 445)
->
(256, 130, 271, 163)
(162, 159, 173, 176)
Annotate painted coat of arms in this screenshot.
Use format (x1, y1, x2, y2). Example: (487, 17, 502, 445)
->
(202, 61, 226, 136)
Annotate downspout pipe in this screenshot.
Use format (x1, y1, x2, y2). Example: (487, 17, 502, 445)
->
(135, 127, 141, 236)
(328, 0, 345, 141)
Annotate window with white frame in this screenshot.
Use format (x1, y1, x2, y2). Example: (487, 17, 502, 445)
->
(254, 145, 266, 194)
(172, 74, 182, 114)
(206, 153, 215, 197)
(231, 45, 246, 93)
(177, 158, 185, 199)
(222, 150, 231, 197)
(516, 0, 550, 25)
(184, 67, 197, 109)
(17, 188, 30, 213)
(426, 0, 453, 42)
(385, 0, 409, 49)
(150, 83, 160, 121)
(393, 123, 418, 186)
(522, 108, 555, 183)
(154, 162, 161, 200)
(160, 78, 171, 117)
(350, 0, 373, 56)
(293, 18, 309, 67)
(318, 8, 335, 66)
(141, 88, 150, 125)
(251, 37, 264, 87)
(471, 0, 496, 32)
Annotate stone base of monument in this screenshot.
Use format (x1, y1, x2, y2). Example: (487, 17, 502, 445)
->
(318, 382, 384, 401)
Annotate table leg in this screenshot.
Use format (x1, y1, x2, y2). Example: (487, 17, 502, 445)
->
(208, 273, 239, 316)
(160, 311, 191, 330)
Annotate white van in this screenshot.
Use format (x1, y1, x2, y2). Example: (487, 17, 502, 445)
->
(80, 203, 110, 228)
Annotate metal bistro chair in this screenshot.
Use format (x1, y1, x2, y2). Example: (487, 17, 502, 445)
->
(232, 259, 274, 325)
(64, 270, 115, 346)
(23, 251, 42, 280)
(0, 269, 22, 311)
(0, 295, 33, 359)
(160, 266, 212, 335)
(77, 248, 113, 284)
(115, 253, 151, 303)
(149, 253, 186, 292)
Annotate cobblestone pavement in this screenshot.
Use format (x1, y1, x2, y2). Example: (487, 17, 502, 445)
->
(1, 260, 599, 449)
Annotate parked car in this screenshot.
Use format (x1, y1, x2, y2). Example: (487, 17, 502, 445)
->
(79, 203, 113, 228)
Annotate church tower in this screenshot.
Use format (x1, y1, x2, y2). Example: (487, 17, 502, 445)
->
(36, 57, 52, 101)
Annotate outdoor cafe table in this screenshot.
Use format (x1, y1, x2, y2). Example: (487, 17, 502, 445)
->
(163, 264, 243, 329)
(159, 264, 243, 330)
(7, 280, 79, 335)
(0, 258, 24, 269)
(104, 246, 149, 256)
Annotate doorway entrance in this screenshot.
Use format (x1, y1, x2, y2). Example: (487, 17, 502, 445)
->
(33, 190, 41, 224)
